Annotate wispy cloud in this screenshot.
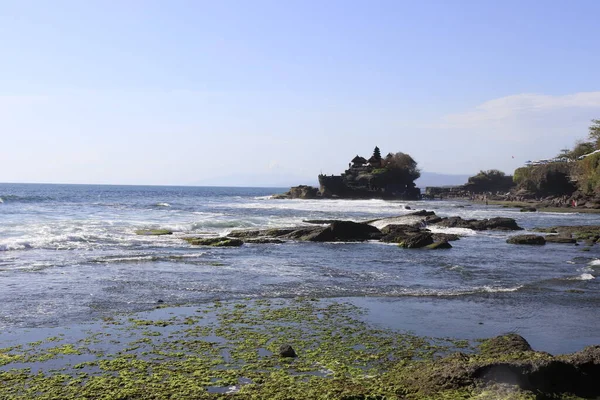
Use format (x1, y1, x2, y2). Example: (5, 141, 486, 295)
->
(439, 92, 600, 129)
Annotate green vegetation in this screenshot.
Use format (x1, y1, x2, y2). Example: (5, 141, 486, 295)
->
(382, 152, 421, 182)
(577, 151, 600, 194)
(466, 169, 514, 192)
(0, 298, 568, 400)
(513, 162, 575, 195)
(588, 119, 600, 148)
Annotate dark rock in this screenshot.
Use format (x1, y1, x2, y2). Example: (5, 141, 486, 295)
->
(425, 241, 452, 249)
(520, 207, 537, 212)
(308, 221, 382, 242)
(544, 235, 576, 244)
(228, 230, 263, 238)
(184, 237, 244, 247)
(135, 229, 173, 236)
(408, 210, 436, 216)
(432, 216, 522, 231)
(279, 344, 297, 358)
(404, 205, 411, 210)
(301, 227, 336, 242)
(432, 233, 460, 242)
(302, 219, 341, 225)
(506, 235, 546, 245)
(380, 224, 421, 235)
(329, 221, 382, 241)
(285, 185, 320, 199)
(245, 238, 285, 244)
(433, 216, 472, 229)
(480, 217, 523, 231)
(398, 232, 433, 248)
(156, 299, 164, 304)
(425, 215, 442, 224)
(479, 334, 533, 356)
(379, 224, 422, 243)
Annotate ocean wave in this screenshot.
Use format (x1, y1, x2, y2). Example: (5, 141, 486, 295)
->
(92, 253, 208, 264)
(569, 273, 595, 281)
(0, 194, 54, 203)
(155, 202, 171, 207)
(427, 226, 477, 236)
(589, 259, 600, 266)
(381, 285, 524, 297)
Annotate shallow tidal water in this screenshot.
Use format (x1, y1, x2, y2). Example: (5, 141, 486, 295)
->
(1, 183, 599, 354)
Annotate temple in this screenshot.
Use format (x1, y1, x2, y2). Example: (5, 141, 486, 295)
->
(318, 147, 421, 199)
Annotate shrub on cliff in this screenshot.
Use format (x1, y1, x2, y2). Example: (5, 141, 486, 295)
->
(465, 169, 514, 193)
(577, 152, 600, 194)
(589, 119, 600, 149)
(513, 163, 576, 196)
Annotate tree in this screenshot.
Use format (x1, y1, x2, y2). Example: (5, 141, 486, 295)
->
(589, 119, 600, 148)
(467, 169, 513, 192)
(372, 146, 382, 161)
(382, 152, 421, 181)
(557, 148, 571, 160)
(570, 140, 595, 160)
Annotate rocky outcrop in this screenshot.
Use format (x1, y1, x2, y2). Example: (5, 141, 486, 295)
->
(533, 225, 600, 244)
(506, 234, 546, 245)
(397, 232, 434, 248)
(403, 334, 600, 398)
(229, 221, 382, 243)
(273, 185, 319, 199)
(431, 216, 523, 231)
(544, 235, 577, 244)
(135, 229, 173, 235)
(184, 237, 244, 247)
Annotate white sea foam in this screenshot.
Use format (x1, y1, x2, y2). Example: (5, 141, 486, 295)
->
(427, 226, 477, 236)
(386, 285, 524, 297)
(589, 259, 600, 266)
(156, 202, 171, 207)
(571, 273, 595, 281)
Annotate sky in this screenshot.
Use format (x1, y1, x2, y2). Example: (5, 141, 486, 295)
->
(1, 0, 600, 186)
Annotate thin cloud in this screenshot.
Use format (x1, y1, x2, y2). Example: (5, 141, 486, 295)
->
(439, 92, 600, 129)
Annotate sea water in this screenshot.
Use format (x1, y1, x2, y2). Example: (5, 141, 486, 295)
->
(0, 183, 598, 354)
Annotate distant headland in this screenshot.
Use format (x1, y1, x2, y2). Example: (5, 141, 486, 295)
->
(275, 147, 422, 200)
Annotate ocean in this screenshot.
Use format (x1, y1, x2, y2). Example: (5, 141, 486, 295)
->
(0, 183, 599, 355)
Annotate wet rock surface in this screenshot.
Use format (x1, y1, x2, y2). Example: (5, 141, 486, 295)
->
(506, 234, 546, 245)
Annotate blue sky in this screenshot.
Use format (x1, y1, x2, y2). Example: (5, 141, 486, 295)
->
(1, 0, 599, 186)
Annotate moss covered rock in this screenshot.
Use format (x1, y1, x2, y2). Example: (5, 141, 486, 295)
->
(183, 237, 243, 247)
(135, 229, 173, 236)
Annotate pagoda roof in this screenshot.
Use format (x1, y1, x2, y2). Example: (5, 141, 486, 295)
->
(351, 155, 367, 164)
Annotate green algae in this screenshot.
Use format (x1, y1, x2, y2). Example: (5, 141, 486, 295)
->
(0, 299, 583, 399)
